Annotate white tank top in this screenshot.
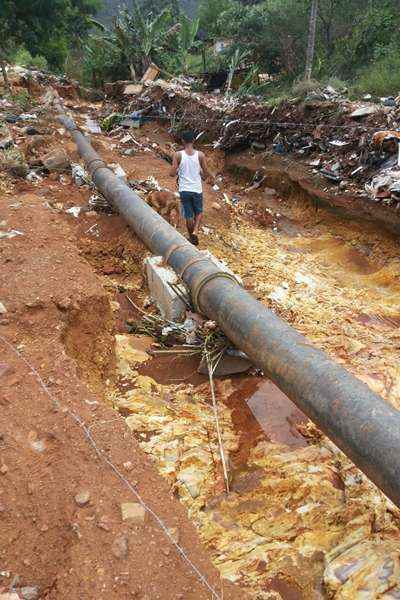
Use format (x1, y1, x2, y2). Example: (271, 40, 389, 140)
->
(178, 150, 202, 193)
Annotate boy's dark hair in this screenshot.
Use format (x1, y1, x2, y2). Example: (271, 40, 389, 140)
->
(181, 131, 196, 144)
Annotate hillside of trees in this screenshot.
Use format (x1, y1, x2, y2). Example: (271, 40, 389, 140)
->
(1, 0, 400, 98)
(98, 0, 199, 22)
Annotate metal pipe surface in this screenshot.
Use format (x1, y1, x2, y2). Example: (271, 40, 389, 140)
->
(58, 110, 400, 506)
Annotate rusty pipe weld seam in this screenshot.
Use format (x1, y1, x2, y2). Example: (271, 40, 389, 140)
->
(57, 111, 400, 507)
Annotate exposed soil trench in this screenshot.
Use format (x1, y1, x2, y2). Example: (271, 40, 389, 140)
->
(60, 109, 400, 598)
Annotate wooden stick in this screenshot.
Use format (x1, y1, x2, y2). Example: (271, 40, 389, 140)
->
(206, 352, 230, 494)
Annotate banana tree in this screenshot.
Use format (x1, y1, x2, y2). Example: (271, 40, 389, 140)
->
(113, 4, 175, 80)
(176, 13, 199, 73)
(226, 47, 250, 94)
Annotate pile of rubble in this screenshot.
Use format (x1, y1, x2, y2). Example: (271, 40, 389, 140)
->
(115, 77, 400, 212)
(1, 64, 103, 101)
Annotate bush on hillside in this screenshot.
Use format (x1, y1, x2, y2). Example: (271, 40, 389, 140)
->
(13, 46, 48, 71)
(354, 50, 400, 97)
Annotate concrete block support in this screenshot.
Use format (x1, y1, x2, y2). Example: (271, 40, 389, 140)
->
(145, 256, 186, 321)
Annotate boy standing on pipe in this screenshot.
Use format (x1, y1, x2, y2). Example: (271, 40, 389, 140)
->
(170, 131, 214, 246)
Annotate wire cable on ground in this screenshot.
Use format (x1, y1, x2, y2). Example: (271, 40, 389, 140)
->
(0, 334, 222, 600)
(143, 112, 387, 131)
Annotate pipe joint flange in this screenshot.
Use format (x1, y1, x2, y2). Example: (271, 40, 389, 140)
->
(180, 256, 210, 280)
(164, 243, 191, 265)
(192, 271, 240, 314)
(87, 158, 114, 179)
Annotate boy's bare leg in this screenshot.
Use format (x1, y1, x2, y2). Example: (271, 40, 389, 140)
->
(192, 213, 202, 236)
(186, 218, 194, 235)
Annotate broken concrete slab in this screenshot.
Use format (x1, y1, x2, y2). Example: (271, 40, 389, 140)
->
(141, 63, 160, 83)
(350, 105, 379, 119)
(145, 256, 186, 322)
(145, 252, 241, 323)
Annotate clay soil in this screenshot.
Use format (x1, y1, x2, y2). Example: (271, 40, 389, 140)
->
(2, 93, 400, 600)
(0, 147, 244, 598)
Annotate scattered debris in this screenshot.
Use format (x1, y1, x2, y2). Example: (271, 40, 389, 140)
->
(72, 164, 89, 186)
(65, 206, 82, 218)
(20, 586, 40, 600)
(85, 118, 101, 134)
(112, 534, 129, 559)
(0, 229, 24, 240)
(350, 105, 379, 119)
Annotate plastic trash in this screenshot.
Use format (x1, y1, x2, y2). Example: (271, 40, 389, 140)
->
(26, 171, 43, 183)
(66, 206, 82, 218)
(0, 229, 24, 239)
(72, 164, 88, 186)
(85, 118, 102, 134)
(19, 114, 38, 121)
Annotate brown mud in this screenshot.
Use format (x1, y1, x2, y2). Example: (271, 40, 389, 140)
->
(2, 95, 400, 599)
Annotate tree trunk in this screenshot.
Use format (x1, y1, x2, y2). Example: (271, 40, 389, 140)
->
(201, 46, 206, 73)
(129, 63, 137, 82)
(141, 54, 152, 77)
(305, 0, 318, 81)
(0, 59, 11, 94)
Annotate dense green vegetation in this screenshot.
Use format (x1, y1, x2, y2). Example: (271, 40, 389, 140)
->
(1, 0, 400, 97)
(197, 0, 400, 95)
(0, 0, 101, 71)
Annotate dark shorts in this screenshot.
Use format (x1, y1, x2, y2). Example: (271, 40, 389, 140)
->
(180, 191, 203, 220)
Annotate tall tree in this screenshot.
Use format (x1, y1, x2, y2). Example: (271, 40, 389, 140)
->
(0, 0, 101, 72)
(305, 0, 318, 80)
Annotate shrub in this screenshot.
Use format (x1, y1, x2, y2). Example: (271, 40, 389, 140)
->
(325, 77, 348, 92)
(14, 47, 33, 67)
(354, 51, 400, 97)
(30, 55, 48, 71)
(12, 46, 48, 72)
(11, 90, 31, 111)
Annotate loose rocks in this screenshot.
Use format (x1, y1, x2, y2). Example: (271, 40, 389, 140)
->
(112, 534, 129, 559)
(41, 148, 70, 172)
(21, 587, 40, 600)
(121, 502, 146, 524)
(74, 489, 90, 507)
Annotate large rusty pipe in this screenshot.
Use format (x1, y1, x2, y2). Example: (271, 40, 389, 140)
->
(58, 111, 400, 506)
